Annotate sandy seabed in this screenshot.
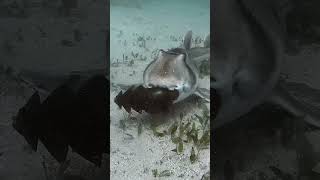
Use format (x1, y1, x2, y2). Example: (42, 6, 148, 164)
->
(110, 1, 210, 179)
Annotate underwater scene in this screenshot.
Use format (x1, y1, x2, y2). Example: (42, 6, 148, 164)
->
(2, 0, 320, 179)
(110, 0, 210, 179)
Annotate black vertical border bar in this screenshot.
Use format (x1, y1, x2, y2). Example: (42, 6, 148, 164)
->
(106, 0, 111, 179)
(210, 0, 214, 178)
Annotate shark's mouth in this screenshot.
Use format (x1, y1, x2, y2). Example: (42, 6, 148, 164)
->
(211, 88, 221, 119)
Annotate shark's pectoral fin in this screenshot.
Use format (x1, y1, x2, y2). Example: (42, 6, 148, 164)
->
(269, 84, 320, 128)
(194, 87, 210, 102)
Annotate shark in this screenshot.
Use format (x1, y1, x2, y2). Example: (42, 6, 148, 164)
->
(212, 0, 320, 129)
(143, 30, 210, 104)
(114, 30, 211, 113)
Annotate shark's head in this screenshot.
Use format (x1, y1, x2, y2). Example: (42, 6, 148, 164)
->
(143, 49, 198, 103)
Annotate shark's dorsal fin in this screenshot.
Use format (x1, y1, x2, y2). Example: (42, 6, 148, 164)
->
(183, 30, 192, 50)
